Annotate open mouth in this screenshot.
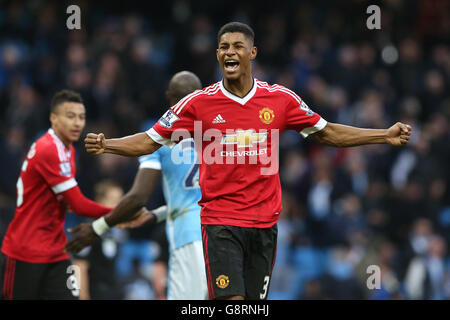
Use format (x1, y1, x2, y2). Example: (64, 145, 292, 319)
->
(224, 60, 240, 72)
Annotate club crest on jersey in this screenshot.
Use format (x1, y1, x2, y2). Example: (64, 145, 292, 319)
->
(216, 275, 230, 289)
(259, 107, 275, 124)
(221, 130, 268, 148)
(159, 109, 179, 129)
(60, 162, 71, 177)
(300, 100, 314, 116)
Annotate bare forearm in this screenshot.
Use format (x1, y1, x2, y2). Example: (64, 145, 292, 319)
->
(105, 133, 161, 156)
(312, 123, 388, 147)
(104, 192, 147, 227)
(330, 124, 387, 147)
(105, 168, 161, 228)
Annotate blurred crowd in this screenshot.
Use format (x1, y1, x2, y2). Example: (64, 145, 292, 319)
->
(0, 0, 449, 299)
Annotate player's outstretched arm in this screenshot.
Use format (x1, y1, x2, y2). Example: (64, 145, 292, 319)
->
(65, 168, 161, 254)
(310, 122, 412, 147)
(62, 186, 112, 218)
(85, 132, 162, 157)
(117, 205, 168, 229)
(103, 168, 161, 227)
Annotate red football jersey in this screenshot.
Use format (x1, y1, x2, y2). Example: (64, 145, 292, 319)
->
(148, 79, 327, 228)
(2, 129, 78, 263)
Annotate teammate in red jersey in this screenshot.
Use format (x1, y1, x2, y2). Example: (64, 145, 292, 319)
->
(67, 22, 412, 300)
(0, 90, 116, 300)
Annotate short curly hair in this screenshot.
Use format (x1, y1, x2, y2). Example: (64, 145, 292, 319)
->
(217, 22, 255, 45)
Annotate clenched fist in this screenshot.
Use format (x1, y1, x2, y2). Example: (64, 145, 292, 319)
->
(84, 133, 106, 155)
(386, 122, 412, 146)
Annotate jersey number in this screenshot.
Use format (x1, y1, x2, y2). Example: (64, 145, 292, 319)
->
(260, 275, 270, 299)
(184, 163, 199, 189)
(181, 140, 199, 189)
(16, 160, 29, 207)
(16, 144, 35, 207)
(16, 177, 24, 207)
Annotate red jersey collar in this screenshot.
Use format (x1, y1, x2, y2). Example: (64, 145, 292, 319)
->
(219, 78, 257, 105)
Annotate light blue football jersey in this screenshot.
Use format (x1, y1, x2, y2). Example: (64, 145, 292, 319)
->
(138, 138, 201, 252)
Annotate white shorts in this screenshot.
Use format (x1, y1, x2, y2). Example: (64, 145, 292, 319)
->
(167, 240, 208, 300)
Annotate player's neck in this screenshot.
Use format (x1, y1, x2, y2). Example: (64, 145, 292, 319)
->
(51, 127, 72, 149)
(223, 75, 254, 98)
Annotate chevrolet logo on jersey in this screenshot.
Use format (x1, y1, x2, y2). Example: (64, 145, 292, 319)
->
(221, 130, 268, 148)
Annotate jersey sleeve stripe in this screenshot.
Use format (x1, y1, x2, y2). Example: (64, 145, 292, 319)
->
(173, 91, 204, 114)
(256, 83, 303, 105)
(300, 117, 328, 138)
(146, 127, 176, 148)
(172, 83, 220, 114)
(49, 129, 69, 162)
(51, 178, 77, 194)
(139, 161, 162, 170)
(273, 85, 303, 103)
(278, 89, 302, 105)
(171, 90, 202, 114)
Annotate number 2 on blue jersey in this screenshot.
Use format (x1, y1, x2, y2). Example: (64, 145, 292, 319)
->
(181, 140, 199, 189)
(184, 163, 199, 189)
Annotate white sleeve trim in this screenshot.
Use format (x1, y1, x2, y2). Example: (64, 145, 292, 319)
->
(146, 128, 176, 149)
(300, 117, 328, 138)
(139, 161, 162, 170)
(51, 178, 77, 194)
(152, 205, 168, 223)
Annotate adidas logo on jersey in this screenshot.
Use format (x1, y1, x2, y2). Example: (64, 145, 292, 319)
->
(212, 114, 226, 124)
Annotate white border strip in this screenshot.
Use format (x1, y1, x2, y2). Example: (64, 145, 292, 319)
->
(51, 178, 77, 194)
(300, 117, 328, 138)
(146, 128, 176, 148)
(139, 161, 162, 170)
